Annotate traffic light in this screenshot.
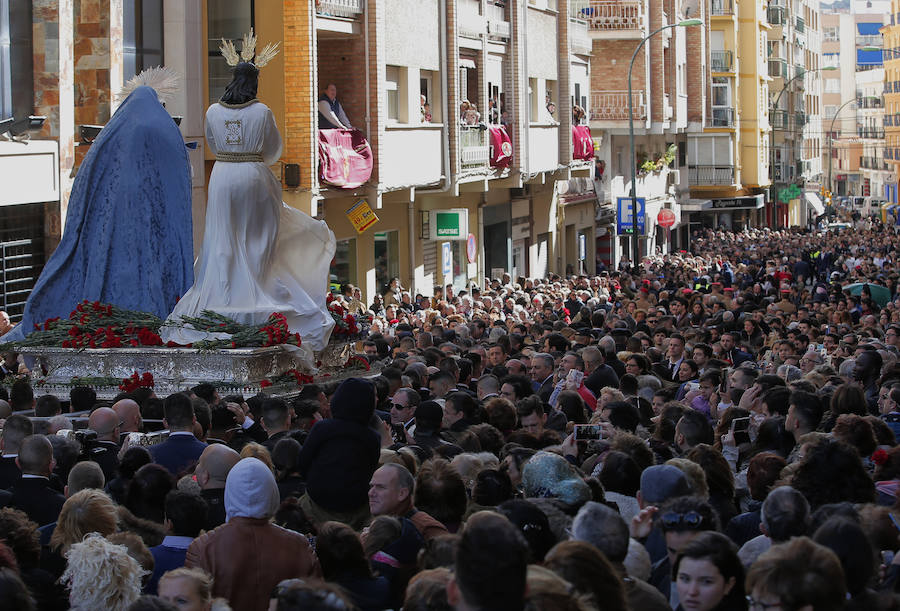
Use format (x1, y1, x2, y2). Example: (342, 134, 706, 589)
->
(820, 185, 826, 198)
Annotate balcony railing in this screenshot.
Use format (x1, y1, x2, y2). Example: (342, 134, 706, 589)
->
(570, 0, 645, 32)
(459, 125, 490, 172)
(569, 18, 593, 54)
(710, 0, 734, 15)
(590, 90, 646, 121)
(710, 107, 734, 127)
(795, 112, 807, 128)
(771, 110, 788, 129)
(486, 3, 511, 39)
(689, 165, 735, 185)
(711, 50, 733, 72)
(768, 6, 786, 25)
(458, 0, 485, 38)
(856, 95, 884, 108)
(768, 59, 788, 78)
(795, 16, 805, 33)
(858, 127, 886, 138)
(860, 156, 890, 170)
(315, 0, 364, 18)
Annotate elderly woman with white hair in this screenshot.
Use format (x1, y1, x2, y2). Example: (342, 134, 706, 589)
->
(62, 533, 145, 611)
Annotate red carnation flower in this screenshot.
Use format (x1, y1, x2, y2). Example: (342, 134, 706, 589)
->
(873, 448, 889, 466)
(260, 380, 272, 388)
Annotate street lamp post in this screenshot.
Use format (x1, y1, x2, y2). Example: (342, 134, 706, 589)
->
(768, 65, 837, 228)
(628, 18, 701, 267)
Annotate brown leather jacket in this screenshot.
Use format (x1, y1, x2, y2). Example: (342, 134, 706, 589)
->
(186, 517, 321, 611)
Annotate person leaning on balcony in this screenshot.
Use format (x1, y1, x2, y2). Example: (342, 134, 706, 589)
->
(318, 83, 353, 130)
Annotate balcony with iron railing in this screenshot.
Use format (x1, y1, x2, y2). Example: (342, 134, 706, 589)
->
(771, 110, 789, 129)
(570, 0, 646, 35)
(856, 95, 884, 108)
(768, 5, 786, 26)
(459, 125, 491, 173)
(569, 18, 593, 54)
(486, 2, 511, 39)
(590, 90, 646, 122)
(711, 50, 733, 72)
(858, 126, 886, 138)
(709, 107, 735, 127)
(689, 165, 735, 185)
(710, 0, 734, 15)
(860, 156, 891, 170)
(315, 0, 364, 18)
(768, 59, 788, 78)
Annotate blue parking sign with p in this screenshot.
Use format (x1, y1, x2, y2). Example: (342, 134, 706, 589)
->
(617, 197, 645, 235)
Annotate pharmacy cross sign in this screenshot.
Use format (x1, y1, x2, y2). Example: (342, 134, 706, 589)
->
(778, 184, 801, 204)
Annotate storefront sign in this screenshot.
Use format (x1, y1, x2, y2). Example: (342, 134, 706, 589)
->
(466, 233, 477, 263)
(429, 209, 468, 240)
(710, 195, 765, 210)
(346, 199, 379, 234)
(657, 209, 676, 228)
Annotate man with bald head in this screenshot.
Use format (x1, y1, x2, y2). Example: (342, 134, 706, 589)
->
(87, 406, 122, 481)
(195, 444, 241, 530)
(113, 399, 143, 435)
(5, 435, 65, 525)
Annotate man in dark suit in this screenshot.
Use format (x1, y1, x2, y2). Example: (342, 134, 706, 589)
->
(86, 406, 122, 482)
(260, 397, 293, 454)
(194, 443, 240, 532)
(3, 435, 65, 526)
(530, 353, 556, 403)
(149, 393, 208, 476)
(582, 346, 619, 397)
(0, 414, 33, 490)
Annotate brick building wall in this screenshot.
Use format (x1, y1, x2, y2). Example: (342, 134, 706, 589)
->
(73, 0, 113, 128)
(283, 1, 316, 190)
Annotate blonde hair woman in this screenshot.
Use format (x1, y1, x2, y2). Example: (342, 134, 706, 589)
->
(61, 534, 144, 611)
(158, 567, 231, 611)
(50, 489, 118, 554)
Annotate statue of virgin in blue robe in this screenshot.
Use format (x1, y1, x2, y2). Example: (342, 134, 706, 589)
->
(2, 85, 193, 341)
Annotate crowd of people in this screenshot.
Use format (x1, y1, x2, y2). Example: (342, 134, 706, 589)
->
(0, 222, 900, 610)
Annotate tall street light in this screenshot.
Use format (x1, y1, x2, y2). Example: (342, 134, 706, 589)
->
(768, 64, 837, 228)
(628, 18, 702, 266)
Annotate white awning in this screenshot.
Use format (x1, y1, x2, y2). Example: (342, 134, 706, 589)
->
(805, 192, 825, 216)
(459, 59, 477, 69)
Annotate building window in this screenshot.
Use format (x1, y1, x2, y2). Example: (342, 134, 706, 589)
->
(420, 70, 440, 123)
(0, 0, 9, 120)
(207, 0, 254, 105)
(824, 26, 838, 41)
(823, 53, 839, 68)
(0, 0, 34, 122)
(825, 79, 840, 93)
(123, 0, 164, 81)
(386, 65, 401, 123)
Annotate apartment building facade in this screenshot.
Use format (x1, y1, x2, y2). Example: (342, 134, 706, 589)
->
(882, 0, 900, 203)
(577, 0, 701, 259)
(680, 0, 771, 234)
(821, 7, 890, 207)
(768, 0, 825, 228)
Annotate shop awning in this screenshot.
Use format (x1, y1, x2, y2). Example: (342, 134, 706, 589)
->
(459, 58, 477, 69)
(805, 191, 825, 216)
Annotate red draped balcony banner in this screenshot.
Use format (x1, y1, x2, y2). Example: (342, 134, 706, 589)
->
(488, 125, 513, 168)
(318, 128, 374, 189)
(572, 125, 594, 161)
